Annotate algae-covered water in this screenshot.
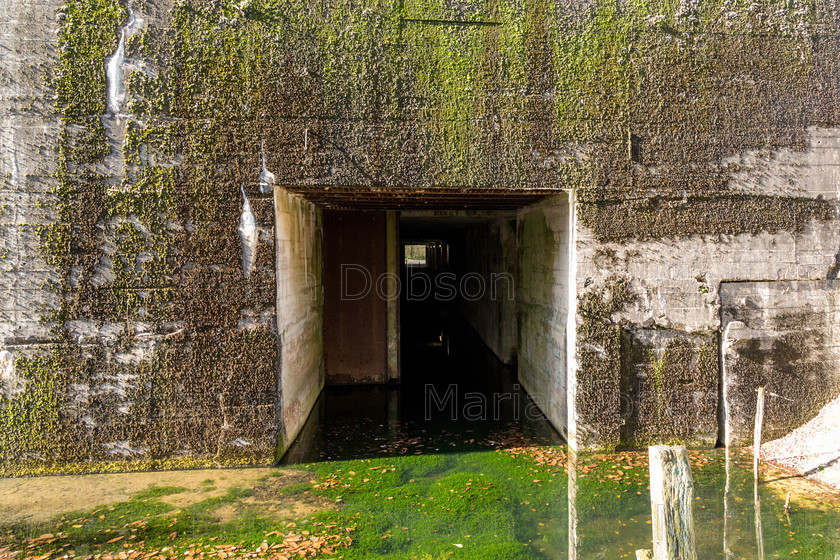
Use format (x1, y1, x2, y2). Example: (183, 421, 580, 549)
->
(296, 446, 840, 559)
(3, 322, 839, 558)
(4, 446, 838, 559)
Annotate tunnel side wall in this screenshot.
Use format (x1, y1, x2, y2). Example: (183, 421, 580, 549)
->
(458, 218, 518, 364)
(516, 195, 572, 439)
(275, 189, 324, 459)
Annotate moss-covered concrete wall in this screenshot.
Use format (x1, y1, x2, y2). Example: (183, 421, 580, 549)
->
(69, 0, 840, 194)
(572, 127, 840, 450)
(2, 0, 285, 474)
(721, 280, 840, 446)
(4, 0, 840, 469)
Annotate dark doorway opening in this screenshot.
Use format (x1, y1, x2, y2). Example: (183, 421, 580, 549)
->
(278, 188, 572, 463)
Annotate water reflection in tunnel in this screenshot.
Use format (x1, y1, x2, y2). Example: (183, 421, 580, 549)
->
(280, 318, 562, 464)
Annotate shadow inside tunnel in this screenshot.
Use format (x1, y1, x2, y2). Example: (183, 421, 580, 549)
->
(279, 317, 563, 465)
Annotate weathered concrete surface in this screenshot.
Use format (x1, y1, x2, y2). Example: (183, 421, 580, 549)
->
(458, 217, 518, 364)
(2, 0, 284, 475)
(516, 194, 572, 439)
(571, 127, 840, 451)
(274, 188, 323, 457)
(620, 330, 718, 448)
(0, 0, 63, 348)
(721, 280, 840, 447)
(723, 127, 840, 200)
(5, 0, 840, 470)
(323, 210, 387, 384)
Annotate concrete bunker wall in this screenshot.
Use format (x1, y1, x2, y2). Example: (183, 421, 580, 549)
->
(516, 195, 573, 439)
(1, 0, 288, 475)
(5, 0, 840, 473)
(275, 188, 323, 458)
(570, 127, 840, 451)
(721, 280, 840, 447)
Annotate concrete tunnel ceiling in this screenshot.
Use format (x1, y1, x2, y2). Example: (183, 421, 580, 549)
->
(399, 211, 517, 238)
(281, 186, 561, 210)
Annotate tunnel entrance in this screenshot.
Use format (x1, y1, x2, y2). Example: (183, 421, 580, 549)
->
(276, 187, 574, 461)
(399, 211, 519, 378)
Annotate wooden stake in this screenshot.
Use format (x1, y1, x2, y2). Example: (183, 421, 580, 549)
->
(568, 451, 579, 560)
(649, 446, 698, 560)
(754, 387, 765, 479)
(753, 388, 767, 560)
(755, 479, 765, 560)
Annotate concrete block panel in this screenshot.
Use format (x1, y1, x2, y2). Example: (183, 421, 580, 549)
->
(721, 280, 840, 446)
(619, 329, 718, 448)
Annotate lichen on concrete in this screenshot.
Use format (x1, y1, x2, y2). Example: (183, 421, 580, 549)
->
(619, 333, 718, 447)
(574, 275, 633, 450)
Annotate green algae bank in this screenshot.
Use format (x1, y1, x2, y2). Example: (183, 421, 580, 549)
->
(2, 447, 840, 559)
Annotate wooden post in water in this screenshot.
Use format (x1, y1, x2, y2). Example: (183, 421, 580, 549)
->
(649, 445, 698, 560)
(754, 478, 765, 560)
(753, 387, 767, 559)
(723, 448, 735, 559)
(754, 386, 765, 479)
